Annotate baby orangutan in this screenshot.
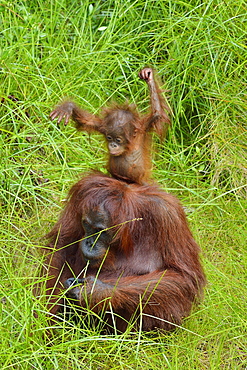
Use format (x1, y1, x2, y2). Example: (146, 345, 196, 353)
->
(50, 68, 171, 184)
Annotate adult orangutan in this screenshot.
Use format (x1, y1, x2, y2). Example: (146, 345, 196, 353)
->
(43, 172, 205, 332)
(50, 68, 171, 184)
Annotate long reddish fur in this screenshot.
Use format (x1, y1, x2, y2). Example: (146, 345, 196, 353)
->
(44, 172, 206, 332)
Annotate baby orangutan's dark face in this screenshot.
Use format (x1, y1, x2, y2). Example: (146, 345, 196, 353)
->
(104, 110, 136, 156)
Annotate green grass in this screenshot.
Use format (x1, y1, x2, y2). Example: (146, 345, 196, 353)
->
(0, 0, 246, 368)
